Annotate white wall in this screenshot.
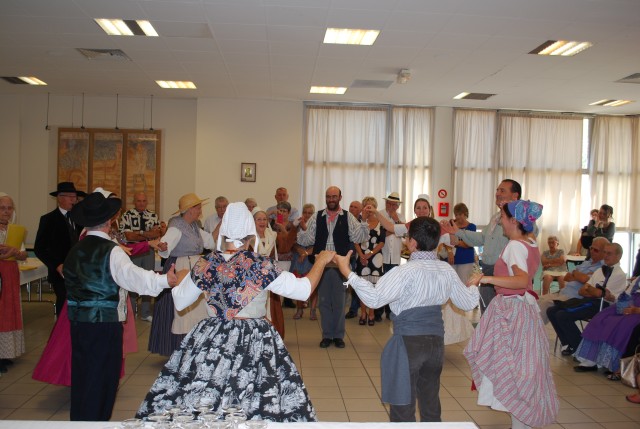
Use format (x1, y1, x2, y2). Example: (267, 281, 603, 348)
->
(0, 94, 454, 244)
(195, 98, 304, 219)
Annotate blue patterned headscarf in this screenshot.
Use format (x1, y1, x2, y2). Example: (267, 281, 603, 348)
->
(507, 200, 542, 232)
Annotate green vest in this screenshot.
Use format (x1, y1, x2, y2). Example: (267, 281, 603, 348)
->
(64, 235, 120, 323)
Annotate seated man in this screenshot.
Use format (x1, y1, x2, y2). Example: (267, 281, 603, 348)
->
(538, 237, 607, 326)
(547, 242, 627, 358)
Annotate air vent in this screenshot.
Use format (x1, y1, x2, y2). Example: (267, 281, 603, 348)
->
(76, 48, 132, 61)
(350, 80, 393, 89)
(617, 73, 640, 84)
(457, 92, 495, 100)
(2, 77, 28, 84)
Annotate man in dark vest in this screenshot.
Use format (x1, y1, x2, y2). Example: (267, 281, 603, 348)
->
(65, 192, 181, 421)
(297, 186, 369, 348)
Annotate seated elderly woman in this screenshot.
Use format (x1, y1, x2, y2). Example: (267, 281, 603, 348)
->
(573, 277, 640, 376)
(136, 202, 335, 421)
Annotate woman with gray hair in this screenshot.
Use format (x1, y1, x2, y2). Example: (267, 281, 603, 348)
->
(137, 202, 335, 421)
(0, 193, 27, 374)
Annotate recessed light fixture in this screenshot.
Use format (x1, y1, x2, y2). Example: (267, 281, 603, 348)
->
(95, 19, 159, 36)
(589, 99, 633, 107)
(529, 40, 592, 56)
(323, 28, 379, 46)
(453, 92, 495, 100)
(1, 76, 47, 85)
(310, 86, 347, 95)
(156, 80, 196, 89)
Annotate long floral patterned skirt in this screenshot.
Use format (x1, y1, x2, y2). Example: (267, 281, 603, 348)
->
(136, 317, 316, 422)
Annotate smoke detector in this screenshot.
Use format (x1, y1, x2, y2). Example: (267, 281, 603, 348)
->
(397, 69, 411, 84)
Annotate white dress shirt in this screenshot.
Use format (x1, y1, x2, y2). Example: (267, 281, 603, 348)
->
(345, 251, 479, 316)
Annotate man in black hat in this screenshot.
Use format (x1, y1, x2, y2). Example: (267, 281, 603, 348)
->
(64, 192, 181, 421)
(34, 181, 87, 315)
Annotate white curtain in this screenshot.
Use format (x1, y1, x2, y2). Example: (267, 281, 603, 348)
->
(453, 109, 498, 226)
(389, 107, 434, 221)
(498, 113, 583, 250)
(304, 105, 387, 210)
(590, 116, 638, 229)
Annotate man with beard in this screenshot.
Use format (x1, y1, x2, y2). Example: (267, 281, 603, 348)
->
(298, 186, 369, 348)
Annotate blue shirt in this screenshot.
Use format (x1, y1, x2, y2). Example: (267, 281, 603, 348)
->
(560, 259, 604, 299)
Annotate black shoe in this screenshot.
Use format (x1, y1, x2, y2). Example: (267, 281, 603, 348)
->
(574, 365, 597, 372)
(0, 364, 6, 374)
(0, 359, 13, 366)
(319, 338, 332, 348)
(561, 347, 575, 356)
(283, 298, 296, 309)
(333, 338, 345, 348)
(345, 311, 356, 319)
(374, 315, 383, 322)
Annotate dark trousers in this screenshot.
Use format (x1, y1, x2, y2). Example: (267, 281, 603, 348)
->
(478, 262, 496, 313)
(318, 268, 346, 339)
(547, 301, 603, 350)
(389, 335, 444, 422)
(374, 264, 397, 318)
(51, 279, 66, 316)
(70, 321, 123, 421)
(348, 288, 360, 314)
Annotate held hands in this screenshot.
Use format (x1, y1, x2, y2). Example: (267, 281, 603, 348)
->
(156, 241, 168, 252)
(315, 250, 337, 266)
(118, 243, 133, 256)
(166, 263, 189, 287)
(439, 219, 458, 234)
(467, 272, 483, 287)
(333, 250, 353, 277)
(0, 244, 18, 259)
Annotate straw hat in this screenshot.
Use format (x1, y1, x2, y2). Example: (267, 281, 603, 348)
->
(173, 193, 209, 215)
(383, 192, 402, 203)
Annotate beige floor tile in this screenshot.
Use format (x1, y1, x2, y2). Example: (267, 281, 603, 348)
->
(347, 411, 389, 422)
(466, 410, 511, 425)
(0, 409, 15, 419)
(356, 352, 381, 360)
(300, 367, 335, 377)
(441, 376, 473, 387)
(440, 397, 463, 411)
(299, 359, 332, 368)
(333, 366, 367, 377)
(343, 398, 386, 412)
(599, 422, 640, 429)
(110, 409, 136, 421)
(563, 395, 612, 409)
(306, 386, 342, 400)
(336, 377, 374, 388)
(302, 376, 338, 387)
(3, 383, 47, 396)
(443, 385, 479, 398)
(315, 411, 349, 422)
(581, 407, 633, 423)
(560, 423, 605, 429)
(113, 395, 145, 411)
(617, 407, 640, 421)
(20, 394, 69, 410)
(599, 395, 638, 408)
(6, 407, 57, 420)
(0, 394, 37, 409)
(330, 359, 365, 368)
(338, 386, 380, 399)
(455, 397, 486, 412)
(556, 385, 592, 396)
(311, 398, 346, 412)
(441, 409, 472, 422)
(555, 408, 596, 423)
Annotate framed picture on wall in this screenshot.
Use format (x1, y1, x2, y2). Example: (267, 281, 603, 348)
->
(58, 130, 90, 193)
(241, 162, 256, 182)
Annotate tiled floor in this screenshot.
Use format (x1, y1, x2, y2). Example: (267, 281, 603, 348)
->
(1, 292, 640, 428)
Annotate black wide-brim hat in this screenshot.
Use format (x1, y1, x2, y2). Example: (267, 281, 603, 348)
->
(50, 181, 87, 197)
(70, 192, 121, 227)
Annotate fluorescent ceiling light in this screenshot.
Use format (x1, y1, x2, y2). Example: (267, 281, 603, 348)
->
(530, 40, 592, 56)
(589, 99, 633, 107)
(156, 80, 196, 89)
(323, 28, 379, 45)
(453, 92, 470, 100)
(310, 86, 347, 95)
(19, 76, 47, 85)
(95, 19, 159, 37)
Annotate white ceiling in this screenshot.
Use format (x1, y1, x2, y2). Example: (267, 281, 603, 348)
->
(2, 0, 640, 114)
